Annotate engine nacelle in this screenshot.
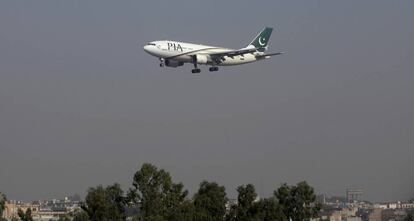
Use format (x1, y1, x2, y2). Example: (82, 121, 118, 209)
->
(196, 54, 208, 64)
(165, 59, 184, 67)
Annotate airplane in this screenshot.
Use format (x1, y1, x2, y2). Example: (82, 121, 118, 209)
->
(143, 27, 284, 73)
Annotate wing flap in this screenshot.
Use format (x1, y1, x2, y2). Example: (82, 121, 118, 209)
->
(209, 47, 263, 58)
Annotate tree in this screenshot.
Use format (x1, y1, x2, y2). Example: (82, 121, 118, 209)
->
(73, 210, 90, 221)
(193, 181, 228, 221)
(274, 181, 321, 221)
(253, 198, 287, 221)
(236, 184, 258, 221)
(169, 200, 195, 221)
(128, 163, 189, 221)
(82, 183, 125, 221)
(404, 214, 414, 221)
(17, 208, 33, 221)
(0, 192, 6, 219)
(226, 184, 287, 221)
(226, 184, 258, 221)
(58, 215, 71, 221)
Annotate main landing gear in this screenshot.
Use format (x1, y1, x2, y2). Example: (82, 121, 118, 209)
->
(159, 58, 164, 67)
(190, 55, 219, 73)
(191, 56, 201, 74)
(191, 68, 201, 73)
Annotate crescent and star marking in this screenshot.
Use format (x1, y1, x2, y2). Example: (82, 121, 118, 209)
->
(259, 37, 266, 46)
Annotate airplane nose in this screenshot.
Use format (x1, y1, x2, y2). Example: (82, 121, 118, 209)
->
(143, 45, 150, 52)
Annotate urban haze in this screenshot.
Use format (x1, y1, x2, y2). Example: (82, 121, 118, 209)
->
(0, 1, 413, 202)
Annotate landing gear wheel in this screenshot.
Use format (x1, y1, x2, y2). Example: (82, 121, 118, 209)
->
(159, 63, 164, 67)
(159, 58, 165, 67)
(209, 67, 219, 72)
(191, 69, 201, 74)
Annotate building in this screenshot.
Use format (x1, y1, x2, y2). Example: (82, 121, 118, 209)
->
(382, 209, 407, 221)
(2, 198, 80, 221)
(347, 189, 364, 203)
(368, 209, 383, 221)
(3, 201, 40, 220)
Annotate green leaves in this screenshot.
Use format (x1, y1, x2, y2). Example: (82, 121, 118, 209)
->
(274, 181, 321, 221)
(226, 184, 287, 221)
(4, 163, 319, 221)
(0, 192, 6, 218)
(129, 163, 189, 221)
(83, 183, 125, 221)
(73, 210, 90, 221)
(17, 208, 33, 221)
(404, 214, 414, 221)
(193, 181, 228, 221)
(227, 184, 258, 221)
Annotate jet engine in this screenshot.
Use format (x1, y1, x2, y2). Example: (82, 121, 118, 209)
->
(165, 59, 184, 67)
(195, 55, 208, 64)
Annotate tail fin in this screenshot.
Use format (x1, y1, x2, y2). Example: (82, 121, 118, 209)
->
(247, 27, 273, 51)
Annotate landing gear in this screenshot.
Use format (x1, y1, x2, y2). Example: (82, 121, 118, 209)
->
(191, 68, 201, 74)
(159, 58, 165, 67)
(191, 55, 201, 74)
(209, 66, 219, 72)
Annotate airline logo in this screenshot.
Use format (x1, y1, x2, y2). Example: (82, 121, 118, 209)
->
(167, 42, 183, 52)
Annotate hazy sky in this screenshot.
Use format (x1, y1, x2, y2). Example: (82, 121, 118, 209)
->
(1, 1, 413, 202)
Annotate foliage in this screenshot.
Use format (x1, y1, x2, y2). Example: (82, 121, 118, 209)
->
(17, 208, 33, 221)
(193, 181, 228, 221)
(73, 210, 90, 221)
(82, 183, 125, 221)
(274, 181, 321, 221)
(0, 192, 6, 218)
(128, 163, 189, 221)
(226, 184, 258, 221)
(58, 215, 71, 221)
(169, 200, 195, 221)
(226, 184, 287, 221)
(404, 214, 414, 221)
(254, 198, 287, 221)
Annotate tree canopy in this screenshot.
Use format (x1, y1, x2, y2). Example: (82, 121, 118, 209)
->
(226, 184, 287, 221)
(0, 192, 6, 218)
(73, 210, 90, 221)
(404, 214, 414, 221)
(82, 183, 125, 221)
(193, 181, 228, 221)
(128, 163, 189, 221)
(2, 164, 322, 221)
(17, 208, 33, 221)
(274, 181, 321, 221)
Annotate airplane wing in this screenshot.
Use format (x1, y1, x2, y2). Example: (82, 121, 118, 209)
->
(208, 47, 262, 58)
(207, 48, 264, 63)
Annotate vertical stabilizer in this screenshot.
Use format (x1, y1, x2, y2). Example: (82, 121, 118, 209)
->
(248, 27, 273, 51)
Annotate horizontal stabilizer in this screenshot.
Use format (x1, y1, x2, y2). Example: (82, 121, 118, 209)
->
(255, 52, 285, 58)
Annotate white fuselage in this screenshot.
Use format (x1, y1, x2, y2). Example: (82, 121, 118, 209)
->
(143, 40, 262, 66)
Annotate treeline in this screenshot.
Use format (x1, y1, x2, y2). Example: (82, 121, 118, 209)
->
(1, 163, 322, 221)
(73, 163, 321, 221)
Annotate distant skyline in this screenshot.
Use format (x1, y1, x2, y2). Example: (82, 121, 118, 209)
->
(1, 0, 413, 202)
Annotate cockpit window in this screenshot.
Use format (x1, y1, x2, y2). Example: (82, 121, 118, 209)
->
(147, 43, 156, 46)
